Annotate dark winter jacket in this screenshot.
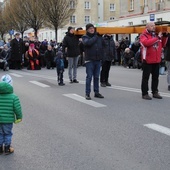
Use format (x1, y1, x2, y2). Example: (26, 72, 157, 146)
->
(10, 38, 24, 61)
(45, 50, 55, 62)
(55, 51, 64, 70)
(164, 34, 170, 61)
(62, 33, 80, 58)
(123, 50, 135, 60)
(102, 35, 116, 61)
(0, 82, 22, 123)
(82, 32, 104, 61)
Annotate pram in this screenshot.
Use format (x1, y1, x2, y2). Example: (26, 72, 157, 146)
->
(0, 50, 10, 71)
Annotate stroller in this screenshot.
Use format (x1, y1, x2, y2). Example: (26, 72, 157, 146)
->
(0, 49, 10, 71)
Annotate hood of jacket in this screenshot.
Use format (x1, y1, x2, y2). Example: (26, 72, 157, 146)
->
(0, 82, 13, 94)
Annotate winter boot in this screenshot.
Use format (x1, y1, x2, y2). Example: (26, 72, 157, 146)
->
(4, 145, 14, 155)
(0, 145, 3, 155)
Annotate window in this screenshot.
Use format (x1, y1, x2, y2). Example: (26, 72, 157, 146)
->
(84, 16, 90, 24)
(128, 22, 133, 26)
(70, 1, 76, 9)
(157, 18, 162, 22)
(85, 1, 90, 9)
(70, 15, 76, 24)
(129, 0, 134, 10)
(110, 4, 115, 11)
(141, 20, 147, 24)
(110, 17, 115, 20)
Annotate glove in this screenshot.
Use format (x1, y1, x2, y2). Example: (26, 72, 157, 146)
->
(14, 119, 22, 124)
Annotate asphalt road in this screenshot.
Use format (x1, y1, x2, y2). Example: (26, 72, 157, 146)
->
(0, 66, 170, 170)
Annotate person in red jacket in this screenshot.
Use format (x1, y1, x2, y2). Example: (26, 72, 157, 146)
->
(140, 22, 167, 100)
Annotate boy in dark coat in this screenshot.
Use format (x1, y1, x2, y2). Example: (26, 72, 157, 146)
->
(55, 51, 65, 86)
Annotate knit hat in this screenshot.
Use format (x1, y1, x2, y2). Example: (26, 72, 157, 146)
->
(68, 26, 74, 32)
(29, 43, 35, 48)
(86, 23, 94, 30)
(1, 74, 13, 86)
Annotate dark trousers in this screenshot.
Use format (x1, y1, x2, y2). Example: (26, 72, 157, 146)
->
(141, 63, 160, 96)
(85, 60, 101, 95)
(100, 61, 112, 83)
(10, 60, 21, 69)
(57, 69, 64, 84)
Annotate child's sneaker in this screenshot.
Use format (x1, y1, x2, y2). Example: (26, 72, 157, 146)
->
(4, 145, 14, 155)
(0, 145, 3, 154)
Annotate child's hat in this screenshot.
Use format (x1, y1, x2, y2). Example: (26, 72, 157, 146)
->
(1, 74, 13, 86)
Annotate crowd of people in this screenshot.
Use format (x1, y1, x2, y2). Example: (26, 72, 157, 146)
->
(1, 21, 170, 155)
(0, 21, 170, 98)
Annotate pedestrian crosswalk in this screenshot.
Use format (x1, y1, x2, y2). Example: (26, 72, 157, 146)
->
(3, 71, 170, 139)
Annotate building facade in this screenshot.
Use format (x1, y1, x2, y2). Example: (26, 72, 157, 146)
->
(38, 0, 120, 42)
(4, 0, 170, 42)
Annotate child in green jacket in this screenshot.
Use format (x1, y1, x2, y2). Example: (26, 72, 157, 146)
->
(0, 74, 22, 155)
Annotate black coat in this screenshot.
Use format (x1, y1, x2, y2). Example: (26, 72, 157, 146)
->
(62, 33, 80, 58)
(82, 32, 104, 61)
(10, 38, 24, 61)
(44, 50, 55, 61)
(102, 35, 116, 61)
(164, 34, 170, 61)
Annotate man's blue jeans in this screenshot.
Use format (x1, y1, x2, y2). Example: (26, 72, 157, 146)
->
(0, 123, 13, 146)
(85, 61, 101, 95)
(68, 56, 79, 81)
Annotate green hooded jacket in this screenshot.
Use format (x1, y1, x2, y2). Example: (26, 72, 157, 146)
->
(0, 82, 22, 123)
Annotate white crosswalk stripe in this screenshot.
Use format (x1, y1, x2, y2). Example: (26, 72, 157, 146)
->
(63, 93, 107, 108)
(10, 73, 23, 77)
(144, 124, 170, 137)
(29, 81, 50, 88)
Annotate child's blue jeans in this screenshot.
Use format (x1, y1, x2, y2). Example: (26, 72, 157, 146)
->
(0, 123, 13, 146)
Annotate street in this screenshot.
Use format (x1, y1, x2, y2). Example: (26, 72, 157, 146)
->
(0, 65, 170, 170)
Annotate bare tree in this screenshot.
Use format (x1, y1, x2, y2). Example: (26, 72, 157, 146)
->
(5, 0, 45, 38)
(40, 0, 77, 41)
(3, 1, 28, 38)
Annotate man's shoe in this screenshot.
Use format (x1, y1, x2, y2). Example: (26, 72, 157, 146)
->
(153, 92, 162, 99)
(106, 82, 111, 86)
(101, 83, 106, 87)
(4, 145, 14, 155)
(58, 83, 65, 86)
(70, 80, 73, 83)
(0, 145, 3, 154)
(94, 93, 104, 98)
(73, 79, 79, 83)
(85, 94, 91, 100)
(142, 94, 152, 100)
(168, 85, 170, 91)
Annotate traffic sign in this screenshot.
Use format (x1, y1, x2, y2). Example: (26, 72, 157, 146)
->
(9, 30, 14, 35)
(150, 14, 155, 21)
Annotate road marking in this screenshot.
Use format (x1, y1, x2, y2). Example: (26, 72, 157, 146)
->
(63, 94, 106, 108)
(144, 124, 170, 137)
(29, 81, 50, 88)
(10, 73, 23, 77)
(9, 70, 170, 98)
(108, 85, 170, 98)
